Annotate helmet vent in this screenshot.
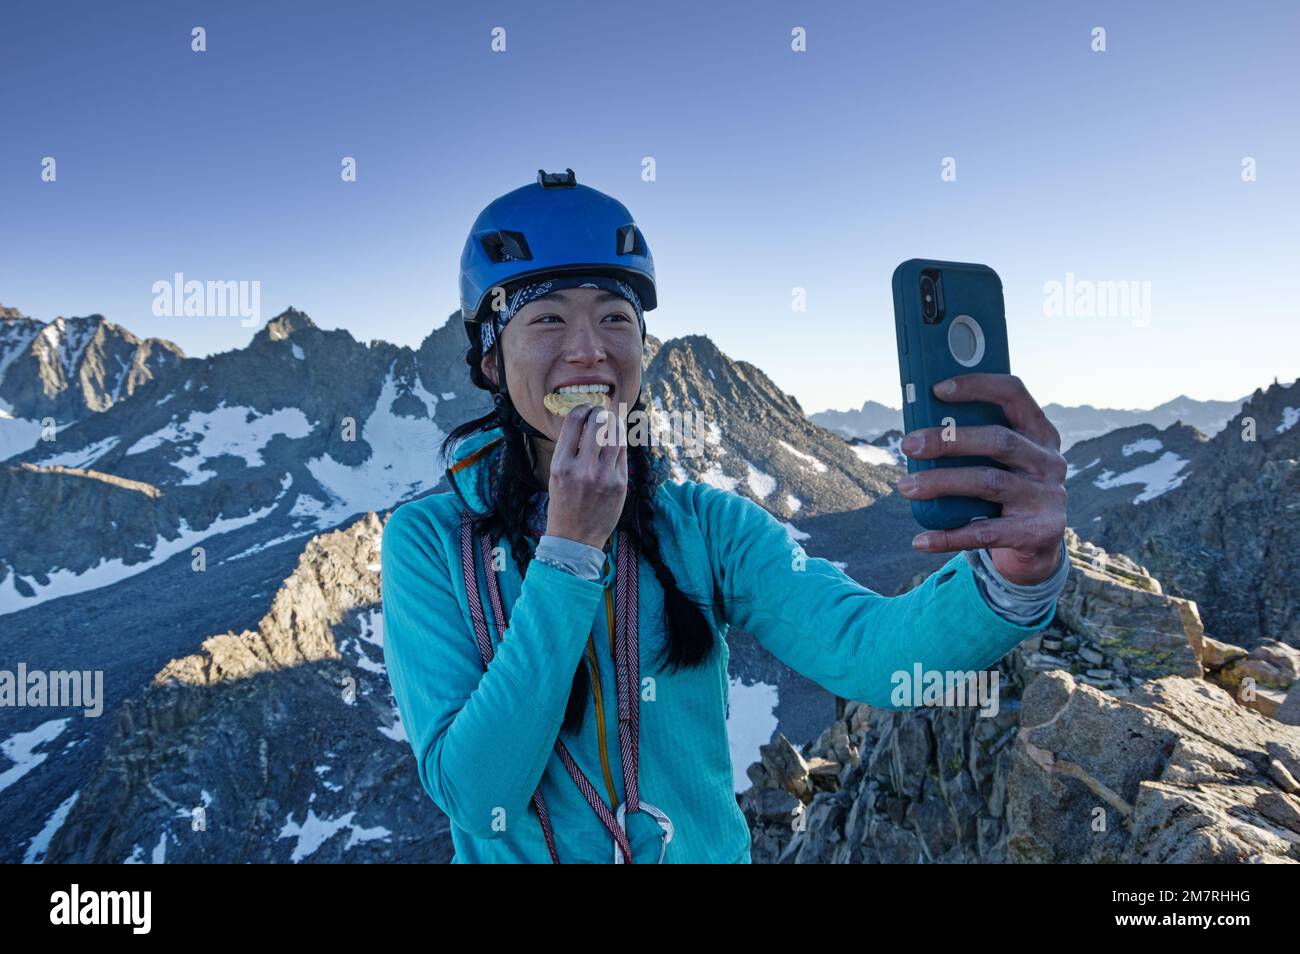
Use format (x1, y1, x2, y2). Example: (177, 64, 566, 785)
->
(617, 224, 646, 257)
(479, 229, 533, 263)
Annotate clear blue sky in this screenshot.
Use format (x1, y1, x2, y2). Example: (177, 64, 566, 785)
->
(2, 0, 1296, 413)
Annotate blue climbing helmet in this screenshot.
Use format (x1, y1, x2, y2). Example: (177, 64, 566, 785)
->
(458, 168, 657, 355)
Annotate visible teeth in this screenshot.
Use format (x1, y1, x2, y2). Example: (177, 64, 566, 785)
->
(555, 384, 611, 394)
(544, 389, 611, 416)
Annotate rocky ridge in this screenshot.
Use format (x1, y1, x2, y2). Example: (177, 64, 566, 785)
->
(742, 528, 1300, 863)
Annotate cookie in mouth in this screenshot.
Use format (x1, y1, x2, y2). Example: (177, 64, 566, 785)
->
(542, 384, 613, 417)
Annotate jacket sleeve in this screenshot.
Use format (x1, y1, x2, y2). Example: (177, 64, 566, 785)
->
(380, 504, 605, 839)
(686, 481, 1056, 710)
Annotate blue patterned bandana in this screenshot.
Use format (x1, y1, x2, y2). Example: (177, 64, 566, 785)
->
(480, 273, 645, 356)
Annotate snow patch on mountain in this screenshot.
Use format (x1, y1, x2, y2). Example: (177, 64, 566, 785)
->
(23, 789, 80, 864)
(1277, 407, 1298, 434)
(277, 807, 391, 862)
(0, 416, 57, 462)
(1121, 438, 1162, 457)
(782, 520, 810, 542)
(778, 440, 827, 473)
(35, 318, 98, 377)
(0, 718, 72, 794)
(342, 608, 408, 744)
(315, 764, 344, 794)
(221, 526, 314, 564)
(699, 460, 738, 492)
(108, 352, 132, 402)
(1066, 456, 1101, 481)
(1092, 452, 1190, 504)
(663, 446, 689, 484)
(127, 402, 312, 485)
(849, 443, 896, 467)
(29, 434, 122, 469)
(0, 326, 39, 383)
(745, 460, 775, 498)
(342, 608, 386, 678)
(726, 677, 778, 793)
(121, 832, 173, 864)
(0, 500, 281, 614)
(292, 369, 445, 528)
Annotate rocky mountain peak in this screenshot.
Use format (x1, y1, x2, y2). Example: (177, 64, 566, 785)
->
(1234, 377, 1299, 441)
(641, 332, 897, 517)
(651, 333, 802, 413)
(0, 313, 185, 430)
(258, 307, 319, 343)
(1062, 374, 1300, 651)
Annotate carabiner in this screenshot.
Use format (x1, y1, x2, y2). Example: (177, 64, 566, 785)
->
(613, 800, 674, 864)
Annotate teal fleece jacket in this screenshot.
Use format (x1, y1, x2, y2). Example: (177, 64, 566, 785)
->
(380, 427, 1058, 863)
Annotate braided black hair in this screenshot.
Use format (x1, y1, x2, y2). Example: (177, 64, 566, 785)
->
(441, 336, 719, 735)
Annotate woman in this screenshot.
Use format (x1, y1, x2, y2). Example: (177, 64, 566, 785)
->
(381, 169, 1070, 863)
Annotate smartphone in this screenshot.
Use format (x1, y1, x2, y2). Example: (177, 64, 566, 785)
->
(892, 258, 1012, 531)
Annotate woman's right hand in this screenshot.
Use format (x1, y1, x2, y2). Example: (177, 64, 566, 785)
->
(544, 404, 628, 549)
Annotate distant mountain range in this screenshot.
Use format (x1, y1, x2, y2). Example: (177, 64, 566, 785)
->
(1061, 378, 1300, 650)
(1, 299, 1295, 865)
(807, 400, 903, 443)
(812, 392, 1254, 451)
(0, 307, 184, 460)
(0, 302, 909, 863)
(0, 308, 904, 614)
(823, 377, 1300, 650)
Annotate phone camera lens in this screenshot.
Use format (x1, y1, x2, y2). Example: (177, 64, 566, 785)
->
(920, 276, 937, 321)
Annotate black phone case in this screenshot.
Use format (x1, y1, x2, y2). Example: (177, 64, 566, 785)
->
(892, 259, 1012, 531)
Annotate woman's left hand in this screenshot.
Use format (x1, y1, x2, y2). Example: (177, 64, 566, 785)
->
(897, 373, 1068, 586)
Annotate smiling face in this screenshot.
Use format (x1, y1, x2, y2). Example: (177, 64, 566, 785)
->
(480, 285, 644, 444)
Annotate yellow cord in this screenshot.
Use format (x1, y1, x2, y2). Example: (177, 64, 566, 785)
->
(585, 537, 620, 810)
